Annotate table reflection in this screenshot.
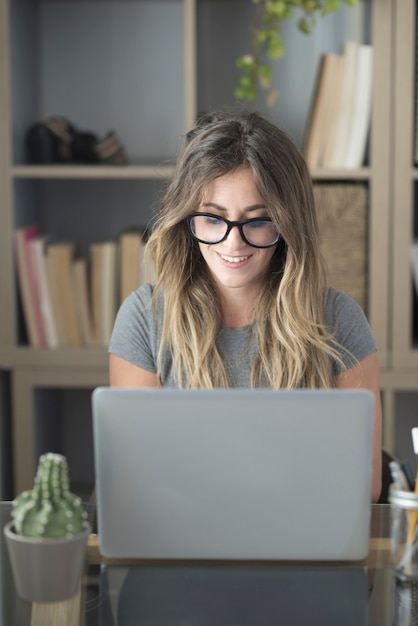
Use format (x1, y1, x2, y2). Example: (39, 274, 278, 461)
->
(393, 579, 418, 626)
(90, 564, 369, 626)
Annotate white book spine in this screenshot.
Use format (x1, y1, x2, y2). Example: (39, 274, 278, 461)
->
(328, 41, 359, 168)
(101, 243, 117, 344)
(344, 45, 373, 169)
(29, 238, 59, 348)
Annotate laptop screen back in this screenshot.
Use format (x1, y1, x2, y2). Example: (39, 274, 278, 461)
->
(92, 387, 374, 561)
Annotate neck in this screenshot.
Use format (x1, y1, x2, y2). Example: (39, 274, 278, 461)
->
(219, 289, 258, 328)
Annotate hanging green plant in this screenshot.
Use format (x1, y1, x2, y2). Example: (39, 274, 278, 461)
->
(234, 0, 360, 106)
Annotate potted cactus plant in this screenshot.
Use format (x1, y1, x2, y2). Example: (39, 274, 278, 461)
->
(3, 452, 90, 603)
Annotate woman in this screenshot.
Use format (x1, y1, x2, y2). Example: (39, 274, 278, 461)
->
(109, 110, 382, 502)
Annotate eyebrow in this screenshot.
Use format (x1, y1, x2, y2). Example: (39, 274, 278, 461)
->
(201, 202, 267, 213)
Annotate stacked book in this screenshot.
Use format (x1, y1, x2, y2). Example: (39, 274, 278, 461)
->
(303, 41, 373, 170)
(14, 225, 156, 348)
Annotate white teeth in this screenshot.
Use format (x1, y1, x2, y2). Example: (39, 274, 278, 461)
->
(220, 254, 249, 263)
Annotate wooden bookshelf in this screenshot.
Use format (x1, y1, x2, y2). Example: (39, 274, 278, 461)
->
(0, 0, 416, 492)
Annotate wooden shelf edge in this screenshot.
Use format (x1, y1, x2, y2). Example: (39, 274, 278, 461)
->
(86, 534, 391, 567)
(310, 167, 371, 180)
(11, 164, 175, 179)
(0, 346, 109, 368)
(379, 367, 418, 389)
(391, 354, 418, 370)
(10, 165, 371, 181)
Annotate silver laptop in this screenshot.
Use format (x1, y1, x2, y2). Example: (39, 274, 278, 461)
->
(92, 387, 374, 561)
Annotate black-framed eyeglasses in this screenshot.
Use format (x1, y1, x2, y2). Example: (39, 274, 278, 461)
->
(186, 212, 280, 249)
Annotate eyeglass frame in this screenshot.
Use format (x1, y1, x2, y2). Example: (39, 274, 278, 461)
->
(185, 212, 280, 249)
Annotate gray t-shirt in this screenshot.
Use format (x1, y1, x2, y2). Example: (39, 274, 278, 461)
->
(109, 284, 377, 387)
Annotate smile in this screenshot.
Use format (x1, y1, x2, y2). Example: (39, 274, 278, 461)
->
(219, 254, 250, 263)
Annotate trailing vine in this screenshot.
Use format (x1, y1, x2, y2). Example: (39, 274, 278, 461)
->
(234, 0, 360, 106)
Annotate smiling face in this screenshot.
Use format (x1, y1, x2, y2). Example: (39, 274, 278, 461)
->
(196, 167, 277, 305)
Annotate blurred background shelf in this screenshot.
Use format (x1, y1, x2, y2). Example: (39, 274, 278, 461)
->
(0, 0, 416, 496)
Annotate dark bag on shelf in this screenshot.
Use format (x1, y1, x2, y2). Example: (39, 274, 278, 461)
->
(25, 117, 127, 165)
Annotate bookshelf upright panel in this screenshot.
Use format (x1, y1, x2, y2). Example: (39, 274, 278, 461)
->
(0, 0, 15, 353)
(392, 0, 418, 368)
(366, 0, 393, 369)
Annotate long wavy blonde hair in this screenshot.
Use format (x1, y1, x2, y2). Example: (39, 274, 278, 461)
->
(147, 111, 347, 388)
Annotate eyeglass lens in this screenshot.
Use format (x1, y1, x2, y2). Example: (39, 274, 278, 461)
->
(189, 214, 279, 247)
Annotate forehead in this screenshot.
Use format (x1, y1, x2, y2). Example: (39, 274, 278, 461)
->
(201, 167, 263, 203)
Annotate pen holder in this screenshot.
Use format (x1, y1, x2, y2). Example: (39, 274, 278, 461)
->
(389, 484, 418, 581)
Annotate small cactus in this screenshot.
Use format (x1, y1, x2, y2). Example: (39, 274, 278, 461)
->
(11, 453, 89, 538)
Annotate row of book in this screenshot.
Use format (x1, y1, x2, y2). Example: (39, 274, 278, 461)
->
(303, 41, 373, 170)
(14, 225, 156, 348)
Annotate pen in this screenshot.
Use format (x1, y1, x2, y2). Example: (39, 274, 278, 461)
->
(406, 428, 418, 544)
(398, 521, 418, 572)
(400, 462, 416, 492)
(390, 461, 410, 492)
(412, 428, 418, 478)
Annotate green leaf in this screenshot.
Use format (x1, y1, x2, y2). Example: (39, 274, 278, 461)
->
(298, 17, 311, 34)
(259, 75, 272, 89)
(266, 88, 278, 107)
(236, 54, 256, 70)
(300, 0, 321, 10)
(254, 29, 268, 45)
(267, 33, 285, 58)
(234, 88, 247, 100)
(258, 63, 272, 88)
(234, 85, 257, 101)
(265, 1, 289, 20)
(322, 0, 341, 14)
(258, 63, 272, 80)
(240, 74, 255, 88)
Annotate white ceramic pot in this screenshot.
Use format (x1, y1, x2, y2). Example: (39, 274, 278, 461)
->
(3, 521, 90, 603)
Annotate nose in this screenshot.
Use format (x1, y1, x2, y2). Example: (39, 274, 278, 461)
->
(224, 224, 245, 247)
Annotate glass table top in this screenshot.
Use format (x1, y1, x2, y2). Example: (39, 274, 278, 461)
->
(1, 503, 417, 626)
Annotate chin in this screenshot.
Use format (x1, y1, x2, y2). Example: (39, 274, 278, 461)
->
(214, 274, 260, 291)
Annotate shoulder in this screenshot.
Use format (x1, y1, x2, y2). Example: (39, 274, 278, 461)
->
(325, 287, 377, 364)
(117, 283, 164, 318)
(122, 283, 154, 309)
(108, 284, 163, 372)
(110, 283, 163, 342)
(325, 287, 366, 322)
(325, 287, 371, 331)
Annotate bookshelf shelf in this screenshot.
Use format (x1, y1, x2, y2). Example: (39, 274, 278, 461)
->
(11, 165, 372, 182)
(391, 0, 418, 370)
(0, 347, 108, 371)
(10, 347, 108, 369)
(12, 165, 176, 180)
(311, 167, 371, 181)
